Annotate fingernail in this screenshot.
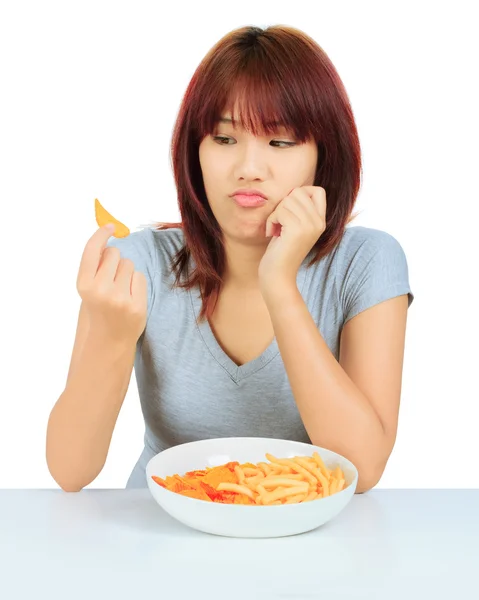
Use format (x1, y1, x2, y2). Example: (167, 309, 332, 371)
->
(105, 223, 115, 232)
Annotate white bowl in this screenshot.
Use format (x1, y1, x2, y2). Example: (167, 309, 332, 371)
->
(146, 437, 358, 538)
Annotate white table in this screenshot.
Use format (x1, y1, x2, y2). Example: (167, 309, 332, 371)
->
(0, 489, 477, 599)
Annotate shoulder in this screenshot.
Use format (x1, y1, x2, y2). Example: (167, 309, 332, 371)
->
(333, 225, 410, 280)
(332, 225, 414, 324)
(335, 225, 407, 261)
(106, 226, 185, 280)
(106, 225, 184, 255)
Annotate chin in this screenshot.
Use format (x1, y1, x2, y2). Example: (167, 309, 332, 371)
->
(225, 224, 267, 243)
(213, 209, 268, 241)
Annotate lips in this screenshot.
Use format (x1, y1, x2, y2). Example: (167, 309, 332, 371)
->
(231, 188, 267, 199)
(232, 194, 267, 208)
(230, 188, 268, 208)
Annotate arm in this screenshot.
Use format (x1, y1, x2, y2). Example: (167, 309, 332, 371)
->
(46, 225, 149, 492)
(46, 302, 137, 492)
(263, 284, 409, 493)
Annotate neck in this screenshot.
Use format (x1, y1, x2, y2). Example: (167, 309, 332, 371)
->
(221, 236, 268, 289)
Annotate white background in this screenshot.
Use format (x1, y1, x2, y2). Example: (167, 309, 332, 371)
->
(0, 1, 477, 489)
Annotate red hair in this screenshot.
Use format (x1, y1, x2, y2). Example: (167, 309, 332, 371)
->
(154, 25, 362, 322)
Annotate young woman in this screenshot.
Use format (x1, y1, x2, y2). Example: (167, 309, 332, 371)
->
(46, 25, 414, 494)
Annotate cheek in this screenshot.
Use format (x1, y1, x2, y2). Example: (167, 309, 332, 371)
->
(198, 143, 216, 177)
(200, 156, 223, 190)
(288, 145, 318, 182)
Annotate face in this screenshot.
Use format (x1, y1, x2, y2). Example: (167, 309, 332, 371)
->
(198, 111, 318, 244)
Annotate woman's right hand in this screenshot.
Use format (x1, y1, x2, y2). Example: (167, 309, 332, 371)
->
(76, 224, 148, 344)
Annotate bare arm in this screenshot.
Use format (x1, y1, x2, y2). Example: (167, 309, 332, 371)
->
(46, 303, 137, 491)
(46, 225, 148, 492)
(263, 282, 408, 494)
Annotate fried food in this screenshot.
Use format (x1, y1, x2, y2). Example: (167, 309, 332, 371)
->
(152, 452, 347, 505)
(94, 198, 130, 238)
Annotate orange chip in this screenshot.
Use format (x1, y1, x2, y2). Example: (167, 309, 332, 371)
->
(185, 469, 208, 478)
(169, 480, 193, 493)
(151, 475, 166, 488)
(201, 466, 238, 488)
(178, 488, 212, 502)
(94, 198, 130, 238)
(199, 481, 224, 501)
(223, 461, 241, 472)
(233, 494, 256, 505)
(174, 475, 198, 489)
(213, 491, 237, 503)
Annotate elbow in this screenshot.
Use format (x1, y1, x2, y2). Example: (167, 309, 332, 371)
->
(354, 439, 392, 494)
(355, 466, 384, 494)
(355, 479, 377, 494)
(48, 466, 84, 493)
(46, 456, 85, 493)
(355, 482, 375, 494)
(46, 435, 89, 493)
(51, 471, 85, 493)
(59, 482, 84, 493)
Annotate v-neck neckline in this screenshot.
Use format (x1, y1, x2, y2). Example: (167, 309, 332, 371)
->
(188, 257, 312, 384)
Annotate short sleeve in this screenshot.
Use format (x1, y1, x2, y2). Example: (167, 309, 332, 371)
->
(337, 227, 414, 325)
(106, 228, 159, 324)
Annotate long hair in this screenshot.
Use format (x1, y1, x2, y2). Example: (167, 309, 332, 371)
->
(154, 25, 362, 322)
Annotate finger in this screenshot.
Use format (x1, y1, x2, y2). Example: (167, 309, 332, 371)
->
(302, 186, 327, 219)
(96, 246, 122, 282)
(265, 188, 315, 238)
(79, 224, 116, 283)
(114, 258, 135, 295)
(284, 188, 326, 236)
(266, 204, 281, 237)
(131, 271, 148, 308)
(282, 191, 317, 221)
(265, 203, 301, 237)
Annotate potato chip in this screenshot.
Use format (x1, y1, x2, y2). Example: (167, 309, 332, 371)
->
(94, 198, 130, 238)
(201, 466, 238, 488)
(178, 488, 212, 502)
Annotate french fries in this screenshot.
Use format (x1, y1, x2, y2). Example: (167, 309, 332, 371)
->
(153, 452, 348, 505)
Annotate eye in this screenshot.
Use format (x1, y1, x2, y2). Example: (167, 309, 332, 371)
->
(270, 140, 297, 148)
(213, 135, 233, 145)
(213, 136, 296, 148)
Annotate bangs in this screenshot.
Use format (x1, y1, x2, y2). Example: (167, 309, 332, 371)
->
(193, 68, 321, 144)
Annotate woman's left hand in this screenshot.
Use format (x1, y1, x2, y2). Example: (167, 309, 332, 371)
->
(258, 186, 327, 295)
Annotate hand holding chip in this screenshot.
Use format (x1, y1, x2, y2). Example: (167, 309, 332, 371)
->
(75, 200, 147, 344)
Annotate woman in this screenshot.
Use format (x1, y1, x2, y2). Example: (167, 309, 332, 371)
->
(46, 25, 414, 494)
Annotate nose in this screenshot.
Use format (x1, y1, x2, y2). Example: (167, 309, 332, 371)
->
(233, 139, 269, 181)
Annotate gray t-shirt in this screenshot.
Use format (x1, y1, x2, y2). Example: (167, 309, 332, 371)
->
(106, 225, 414, 488)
